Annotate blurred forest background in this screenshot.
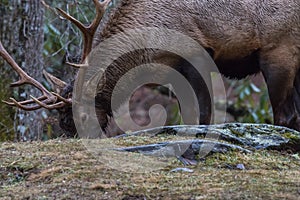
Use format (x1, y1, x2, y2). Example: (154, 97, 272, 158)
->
(0, 0, 273, 142)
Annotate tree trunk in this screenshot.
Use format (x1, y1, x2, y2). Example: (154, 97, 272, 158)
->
(0, 0, 45, 141)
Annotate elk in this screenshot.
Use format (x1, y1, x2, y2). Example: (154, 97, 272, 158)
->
(0, 0, 300, 137)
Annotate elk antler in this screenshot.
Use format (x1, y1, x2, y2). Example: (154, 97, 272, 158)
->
(0, 41, 71, 110)
(56, 0, 111, 63)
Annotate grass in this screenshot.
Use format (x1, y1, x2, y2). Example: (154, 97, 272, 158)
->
(0, 138, 299, 199)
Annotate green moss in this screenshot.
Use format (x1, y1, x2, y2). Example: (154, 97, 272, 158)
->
(283, 132, 300, 140)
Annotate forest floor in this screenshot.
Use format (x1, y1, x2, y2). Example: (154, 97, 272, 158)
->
(1, 138, 300, 200)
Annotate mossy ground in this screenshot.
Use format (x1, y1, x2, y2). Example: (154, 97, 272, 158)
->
(0, 138, 299, 199)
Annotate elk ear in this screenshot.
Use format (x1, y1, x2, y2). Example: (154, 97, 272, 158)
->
(43, 70, 67, 94)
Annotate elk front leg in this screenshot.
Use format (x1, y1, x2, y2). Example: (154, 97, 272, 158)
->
(95, 92, 112, 132)
(260, 44, 300, 131)
(176, 62, 212, 125)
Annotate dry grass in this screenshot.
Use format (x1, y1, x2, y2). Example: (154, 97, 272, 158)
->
(0, 138, 299, 199)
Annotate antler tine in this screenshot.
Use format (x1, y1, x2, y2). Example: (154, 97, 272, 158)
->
(3, 96, 47, 106)
(30, 95, 68, 109)
(0, 41, 29, 87)
(6, 97, 42, 111)
(0, 40, 69, 110)
(66, 62, 89, 69)
(89, 0, 111, 32)
(56, 0, 111, 62)
(0, 41, 51, 94)
(51, 92, 72, 104)
(55, 8, 88, 37)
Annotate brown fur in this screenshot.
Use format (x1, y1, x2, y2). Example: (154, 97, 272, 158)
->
(63, 0, 300, 134)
